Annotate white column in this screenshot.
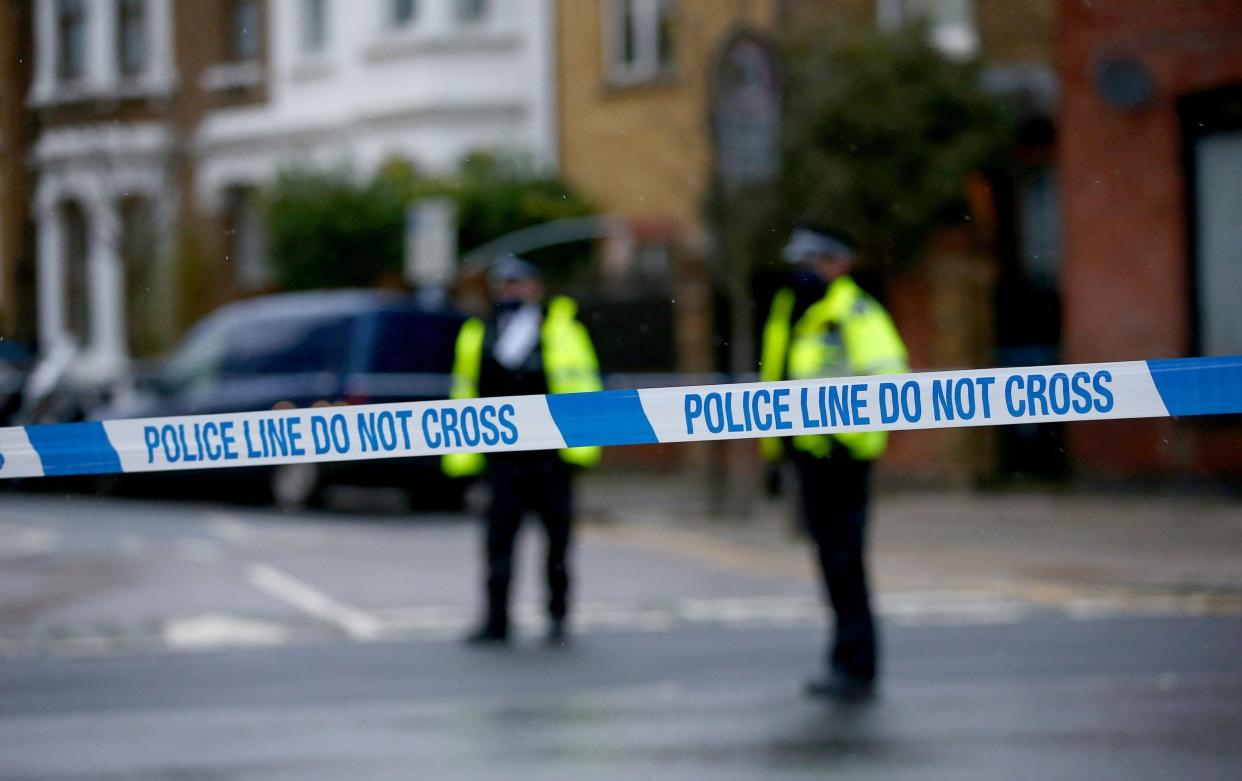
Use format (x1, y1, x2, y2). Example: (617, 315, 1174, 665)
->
(147, 0, 177, 92)
(88, 0, 119, 93)
(85, 197, 127, 373)
(28, 0, 59, 105)
(35, 203, 68, 353)
(425, 0, 452, 35)
(531, 0, 558, 170)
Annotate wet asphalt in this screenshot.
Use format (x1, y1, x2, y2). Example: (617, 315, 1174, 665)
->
(1, 492, 1240, 779)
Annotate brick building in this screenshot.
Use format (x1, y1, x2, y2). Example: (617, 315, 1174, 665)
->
(0, 1, 34, 341)
(1059, 0, 1242, 481)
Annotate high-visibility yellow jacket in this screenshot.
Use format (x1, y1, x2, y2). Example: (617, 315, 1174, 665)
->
(759, 275, 908, 461)
(442, 295, 603, 477)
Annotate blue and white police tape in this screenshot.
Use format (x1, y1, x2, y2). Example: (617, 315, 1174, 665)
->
(0, 356, 1239, 480)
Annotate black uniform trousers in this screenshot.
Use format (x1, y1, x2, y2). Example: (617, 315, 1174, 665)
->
(482, 451, 574, 633)
(794, 451, 877, 682)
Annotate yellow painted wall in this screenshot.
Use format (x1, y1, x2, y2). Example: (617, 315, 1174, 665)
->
(555, 0, 779, 237)
(555, 0, 1053, 236)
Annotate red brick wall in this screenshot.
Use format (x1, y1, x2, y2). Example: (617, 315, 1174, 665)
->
(1058, 0, 1242, 479)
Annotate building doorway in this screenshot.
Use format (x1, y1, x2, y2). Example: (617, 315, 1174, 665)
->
(1183, 86, 1242, 357)
(61, 201, 90, 349)
(121, 195, 159, 357)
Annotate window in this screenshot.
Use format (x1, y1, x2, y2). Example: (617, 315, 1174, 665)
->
(302, 0, 328, 52)
(228, 0, 261, 61)
(1019, 168, 1061, 289)
(56, 0, 87, 82)
(224, 186, 270, 291)
(455, 0, 487, 23)
(367, 312, 460, 374)
(605, 0, 676, 85)
(879, 0, 978, 59)
(117, 0, 148, 77)
(1193, 131, 1242, 355)
(162, 314, 351, 390)
(217, 316, 352, 376)
(391, 0, 416, 27)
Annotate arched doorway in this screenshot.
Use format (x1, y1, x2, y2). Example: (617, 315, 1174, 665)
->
(60, 200, 90, 349)
(120, 195, 159, 356)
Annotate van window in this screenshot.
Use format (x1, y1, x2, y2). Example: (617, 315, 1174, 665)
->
(219, 315, 353, 376)
(366, 311, 459, 374)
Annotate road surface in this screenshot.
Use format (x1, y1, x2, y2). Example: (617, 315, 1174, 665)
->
(1, 492, 1239, 779)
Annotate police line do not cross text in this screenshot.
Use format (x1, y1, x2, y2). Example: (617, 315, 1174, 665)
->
(0, 356, 1237, 479)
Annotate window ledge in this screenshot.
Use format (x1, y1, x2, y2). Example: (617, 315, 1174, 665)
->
(201, 61, 264, 92)
(602, 68, 680, 94)
(114, 76, 178, 101)
(363, 31, 518, 63)
(289, 57, 335, 83)
(27, 76, 177, 108)
(27, 79, 94, 108)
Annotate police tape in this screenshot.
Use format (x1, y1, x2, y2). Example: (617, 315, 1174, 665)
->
(0, 356, 1239, 480)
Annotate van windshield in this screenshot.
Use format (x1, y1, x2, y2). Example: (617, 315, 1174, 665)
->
(163, 312, 353, 391)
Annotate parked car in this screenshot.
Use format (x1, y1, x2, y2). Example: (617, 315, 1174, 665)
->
(94, 290, 467, 510)
(0, 341, 33, 426)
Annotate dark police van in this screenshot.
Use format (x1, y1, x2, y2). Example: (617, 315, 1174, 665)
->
(96, 290, 465, 510)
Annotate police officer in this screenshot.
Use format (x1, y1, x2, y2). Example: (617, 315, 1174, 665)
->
(444, 256, 602, 646)
(759, 225, 908, 700)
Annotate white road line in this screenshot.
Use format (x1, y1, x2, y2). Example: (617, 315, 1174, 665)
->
(164, 613, 290, 651)
(205, 513, 256, 548)
(0, 524, 61, 557)
(175, 537, 222, 564)
(247, 562, 382, 641)
(206, 512, 326, 550)
(369, 593, 1030, 637)
(117, 533, 149, 556)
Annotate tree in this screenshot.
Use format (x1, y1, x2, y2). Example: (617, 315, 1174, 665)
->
(454, 151, 596, 270)
(776, 23, 1013, 270)
(264, 152, 596, 291)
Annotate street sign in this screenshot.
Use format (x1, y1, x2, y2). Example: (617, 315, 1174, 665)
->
(712, 32, 782, 187)
(404, 198, 457, 289)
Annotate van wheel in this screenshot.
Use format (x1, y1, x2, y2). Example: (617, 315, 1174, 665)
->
(270, 463, 324, 511)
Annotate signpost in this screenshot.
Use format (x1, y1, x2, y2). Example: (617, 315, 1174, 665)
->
(709, 31, 782, 517)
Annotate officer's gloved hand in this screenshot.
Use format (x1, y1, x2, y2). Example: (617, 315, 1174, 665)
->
(764, 463, 783, 498)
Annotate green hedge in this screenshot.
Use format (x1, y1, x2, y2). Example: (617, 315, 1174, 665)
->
(264, 151, 595, 291)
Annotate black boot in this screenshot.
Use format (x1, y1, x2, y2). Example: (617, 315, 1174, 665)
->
(463, 617, 509, 646)
(804, 671, 875, 702)
(545, 618, 568, 647)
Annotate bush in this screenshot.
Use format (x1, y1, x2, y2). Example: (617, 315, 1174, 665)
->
(454, 151, 596, 269)
(264, 152, 596, 291)
(265, 167, 407, 291)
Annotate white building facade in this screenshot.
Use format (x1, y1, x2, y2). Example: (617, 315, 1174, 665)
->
(27, 0, 558, 383)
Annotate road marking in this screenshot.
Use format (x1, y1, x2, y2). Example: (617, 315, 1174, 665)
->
(205, 511, 326, 550)
(117, 533, 149, 556)
(370, 592, 1031, 638)
(164, 613, 290, 650)
(0, 524, 61, 558)
(205, 513, 256, 548)
(5, 586, 1241, 659)
(247, 562, 382, 641)
(176, 537, 222, 564)
(584, 523, 814, 583)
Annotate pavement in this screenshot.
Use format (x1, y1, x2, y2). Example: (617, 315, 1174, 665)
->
(581, 472, 1242, 615)
(1, 474, 1240, 779)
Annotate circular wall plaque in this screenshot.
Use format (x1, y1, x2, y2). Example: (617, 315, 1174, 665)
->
(1093, 56, 1155, 110)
